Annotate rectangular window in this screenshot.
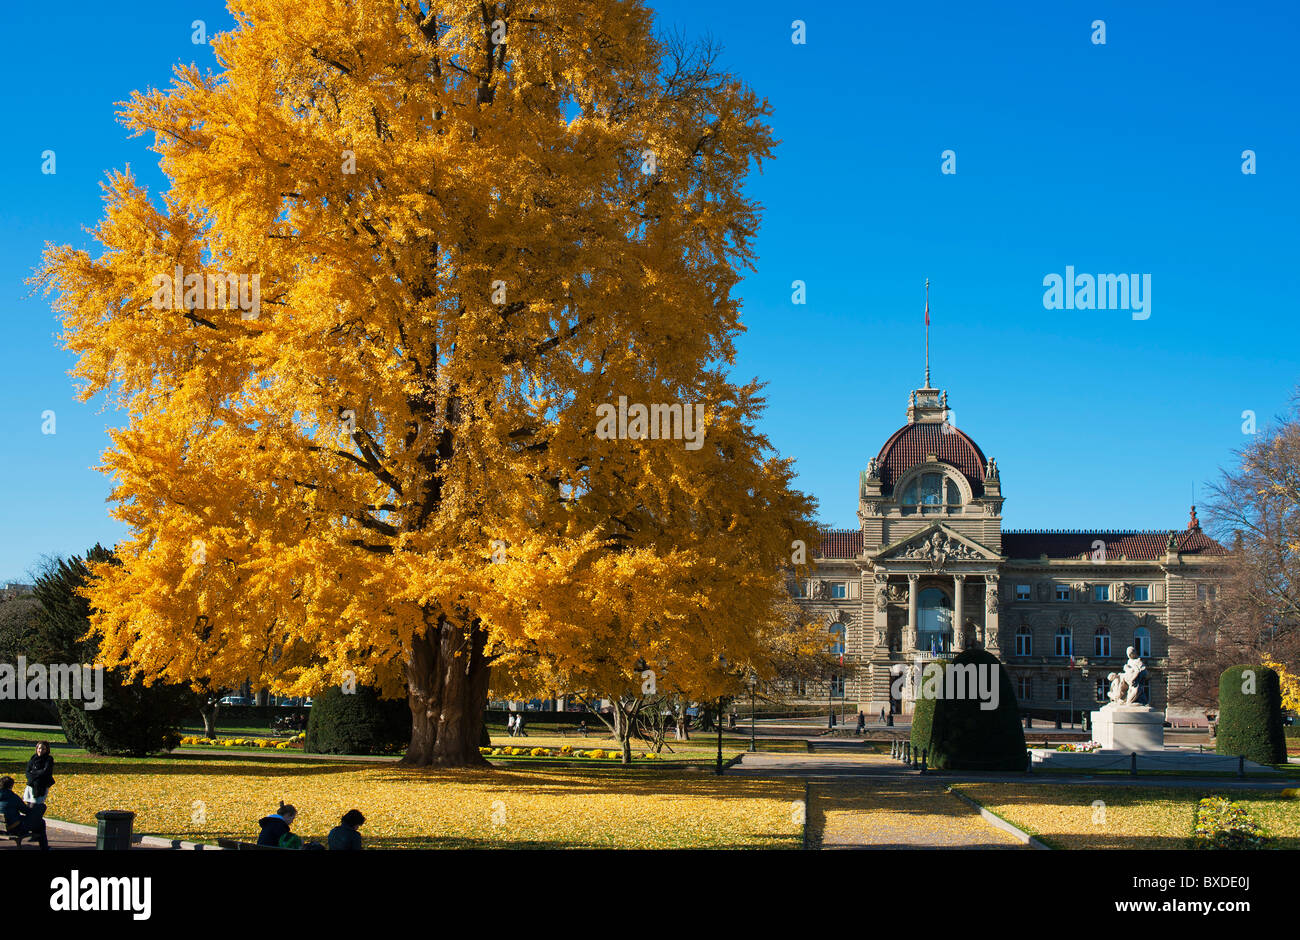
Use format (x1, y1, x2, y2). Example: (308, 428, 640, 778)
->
(1094, 585, 1110, 602)
(1017, 676, 1032, 700)
(792, 678, 808, 697)
(1133, 585, 1149, 602)
(1095, 677, 1108, 702)
(1197, 584, 1216, 602)
(829, 675, 845, 697)
(1016, 584, 1031, 601)
(831, 582, 848, 600)
(1057, 677, 1071, 701)
(1055, 585, 1071, 602)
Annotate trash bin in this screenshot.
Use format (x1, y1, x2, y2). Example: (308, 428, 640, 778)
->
(95, 810, 135, 850)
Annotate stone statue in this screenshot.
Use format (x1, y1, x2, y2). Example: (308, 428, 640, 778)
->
(1117, 582, 1133, 604)
(985, 458, 999, 481)
(866, 457, 880, 479)
(1121, 646, 1150, 705)
(875, 586, 889, 611)
(1106, 672, 1124, 704)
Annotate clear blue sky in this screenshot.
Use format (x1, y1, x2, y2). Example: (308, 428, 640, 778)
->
(2, 1, 1297, 582)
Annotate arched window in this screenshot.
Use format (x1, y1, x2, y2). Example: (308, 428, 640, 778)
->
(1133, 626, 1151, 658)
(829, 622, 846, 657)
(917, 587, 951, 653)
(1014, 624, 1032, 657)
(901, 472, 962, 512)
(1094, 626, 1111, 658)
(1055, 624, 1073, 657)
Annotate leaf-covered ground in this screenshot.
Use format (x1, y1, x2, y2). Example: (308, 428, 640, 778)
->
(3, 751, 804, 849)
(954, 784, 1300, 849)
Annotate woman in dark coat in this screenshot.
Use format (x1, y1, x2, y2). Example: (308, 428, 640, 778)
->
(257, 802, 300, 848)
(24, 741, 54, 807)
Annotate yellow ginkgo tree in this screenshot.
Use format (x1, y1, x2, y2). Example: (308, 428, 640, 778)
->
(37, 0, 819, 766)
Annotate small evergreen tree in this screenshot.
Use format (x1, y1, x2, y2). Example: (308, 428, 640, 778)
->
(1216, 665, 1286, 765)
(32, 548, 195, 757)
(910, 648, 1027, 771)
(305, 686, 409, 755)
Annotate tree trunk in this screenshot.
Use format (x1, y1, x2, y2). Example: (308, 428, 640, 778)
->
(613, 703, 634, 765)
(200, 701, 219, 739)
(401, 614, 492, 768)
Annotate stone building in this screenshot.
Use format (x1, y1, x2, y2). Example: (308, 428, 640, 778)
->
(792, 375, 1227, 722)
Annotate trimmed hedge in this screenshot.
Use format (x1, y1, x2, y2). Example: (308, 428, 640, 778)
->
(910, 648, 1028, 771)
(1216, 665, 1286, 765)
(305, 686, 409, 755)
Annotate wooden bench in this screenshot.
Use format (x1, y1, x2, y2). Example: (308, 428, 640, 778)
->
(217, 838, 291, 851)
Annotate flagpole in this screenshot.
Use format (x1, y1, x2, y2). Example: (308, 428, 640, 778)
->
(924, 279, 931, 388)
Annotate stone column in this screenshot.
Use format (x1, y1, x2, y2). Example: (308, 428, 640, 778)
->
(907, 574, 919, 651)
(984, 574, 1001, 654)
(952, 574, 965, 652)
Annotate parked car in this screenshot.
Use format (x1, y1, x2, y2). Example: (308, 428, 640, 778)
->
(218, 695, 253, 706)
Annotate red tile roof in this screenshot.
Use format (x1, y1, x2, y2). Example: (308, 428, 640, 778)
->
(1001, 527, 1228, 560)
(875, 423, 987, 496)
(817, 527, 1226, 561)
(818, 529, 864, 559)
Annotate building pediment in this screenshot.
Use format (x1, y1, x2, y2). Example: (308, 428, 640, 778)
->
(873, 523, 1002, 569)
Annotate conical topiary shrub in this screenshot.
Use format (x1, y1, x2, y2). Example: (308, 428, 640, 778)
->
(1216, 665, 1285, 765)
(910, 648, 1027, 771)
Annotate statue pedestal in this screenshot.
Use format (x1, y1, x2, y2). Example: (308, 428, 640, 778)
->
(1091, 704, 1164, 752)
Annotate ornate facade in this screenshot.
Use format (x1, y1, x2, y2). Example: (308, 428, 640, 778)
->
(792, 378, 1227, 721)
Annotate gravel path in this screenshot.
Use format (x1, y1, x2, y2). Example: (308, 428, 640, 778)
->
(810, 780, 1026, 849)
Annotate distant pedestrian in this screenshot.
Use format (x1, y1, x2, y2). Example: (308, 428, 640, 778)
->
(515, 714, 527, 737)
(856, 711, 865, 734)
(578, 720, 588, 736)
(879, 707, 887, 725)
(506, 713, 516, 736)
(328, 809, 366, 850)
(24, 741, 54, 807)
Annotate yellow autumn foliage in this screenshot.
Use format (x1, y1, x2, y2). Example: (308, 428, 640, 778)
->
(34, 0, 818, 764)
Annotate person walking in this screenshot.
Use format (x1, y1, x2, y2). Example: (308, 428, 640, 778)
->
(855, 711, 865, 735)
(515, 714, 527, 737)
(24, 741, 54, 807)
(506, 713, 516, 737)
(328, 809, 366, 850)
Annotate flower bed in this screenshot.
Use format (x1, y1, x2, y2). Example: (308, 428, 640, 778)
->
(180, 732, 305, 750)
(481, 745, 661, 761)
(1054, 741, 1103, 753)
(1192, 797, 1270, 849)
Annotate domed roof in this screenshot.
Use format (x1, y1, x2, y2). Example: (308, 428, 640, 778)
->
(875, 422, 988, 497)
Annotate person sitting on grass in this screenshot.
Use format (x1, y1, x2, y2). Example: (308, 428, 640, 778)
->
(0, 776, 48, 850)
(25, 741, 54, 807)
(257, 801, 302, 849)
(327, 809, 366, 850)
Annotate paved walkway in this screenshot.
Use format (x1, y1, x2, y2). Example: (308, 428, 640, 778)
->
(810, 780, 1025, 849)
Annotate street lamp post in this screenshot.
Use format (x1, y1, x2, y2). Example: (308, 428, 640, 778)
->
(715, 696, 724, 774)
(748, 672, 757, 753)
